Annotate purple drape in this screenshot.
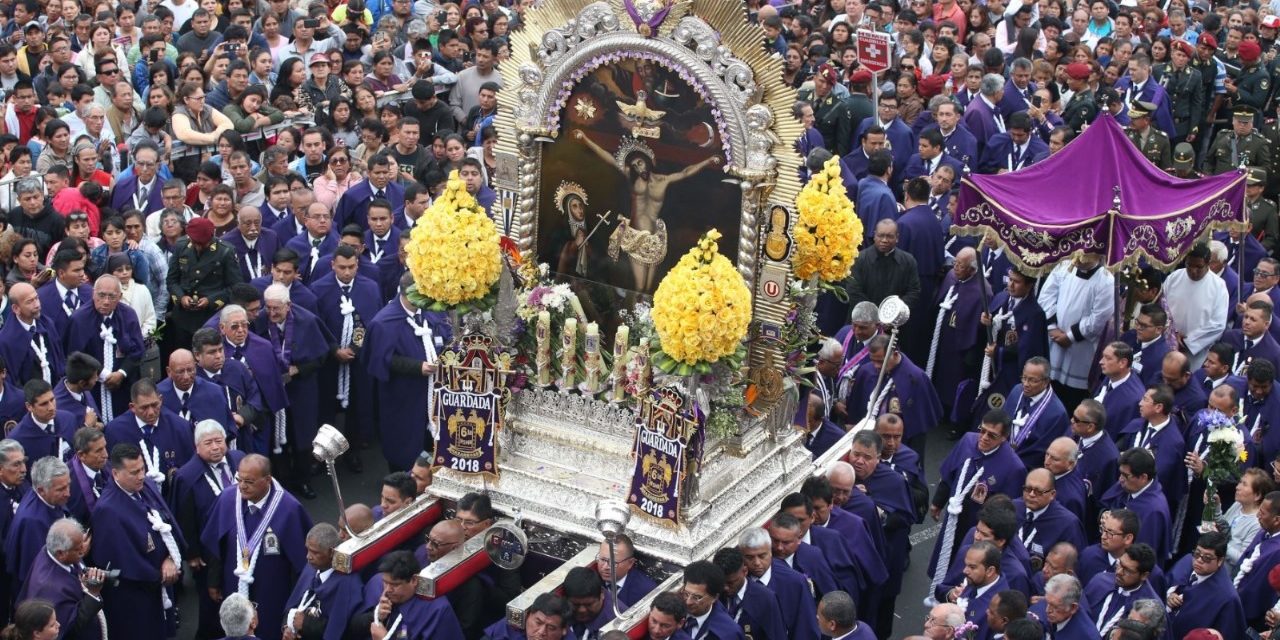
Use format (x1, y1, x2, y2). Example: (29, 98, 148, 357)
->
(953, 114, 1247, 276)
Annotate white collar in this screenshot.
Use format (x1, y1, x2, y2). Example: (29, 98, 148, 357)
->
(1080, 431, 1106, 448)
(981, 95, 998, 110)
(46, 548, 74, 572)
(316, 567, 334, 584)
(17, 317, 35, 332)
(66, 387, 82, 401)
(613, 574, 628, 590)
(734, 580, 747, 601)
(801, 530, 811, 545)
(1146, 418, 1171, 432)
(55, 280, 73, 298)
(35, 490, 56, 509)
(79, 460, 97, 479)
(690, 610, 712, 633)
(135, 416, 155, 430)
(1139, 337, 1160, 350)
(248, 488, 270, 511)
(1109, 372, 1132, 387)
(1028, 503, 1049, 518)
(973, 579, 997, 599)
(1130, 479, 1154, 499)
(759, 565, 773, 586)
(137, 176, 156, 190)
(1025, 388, 1048, 405)
(373, 231, 391, 242)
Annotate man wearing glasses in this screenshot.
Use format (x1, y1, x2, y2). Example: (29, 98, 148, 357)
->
(1082, 543, 1161, 637)
(1223, 298, 1280, 376)
(1098, 448, 1173, 563)
(1232, 256, 1280, 324)
(1013, 468, 1087, 572)
(596, 533, 656, 609)
(1032, 574, 1095, 640)
(1003, 357, 1070, 470)
(1165, 531, 1246, 640)
(676, 561, 744, 640)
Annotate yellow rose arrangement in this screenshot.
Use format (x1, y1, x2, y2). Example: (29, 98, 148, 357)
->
(651, 229, 752, 374)
(405, 170, 502, 310)
(793, 156, 862, 282)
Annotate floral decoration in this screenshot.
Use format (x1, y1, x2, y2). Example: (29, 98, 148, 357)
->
(405, 170, 502, 311)
(793, 156, 861, 282)
(650, 229, 752, 374)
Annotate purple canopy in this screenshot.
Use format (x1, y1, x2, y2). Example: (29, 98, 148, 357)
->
(953, 113, 1247, 276)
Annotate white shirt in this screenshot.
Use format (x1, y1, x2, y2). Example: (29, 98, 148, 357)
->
(1165, 268, 1229, 368)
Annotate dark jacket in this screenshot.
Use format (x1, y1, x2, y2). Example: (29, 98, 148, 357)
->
(846, 246, 922, 309)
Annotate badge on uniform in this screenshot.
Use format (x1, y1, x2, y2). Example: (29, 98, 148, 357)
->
(353, 326, 366, 348)
(146, 533, 156, 553)
(971, 482, 988, 504)
(1004, 329, 1019, 346)
(264, 529, 280, 556)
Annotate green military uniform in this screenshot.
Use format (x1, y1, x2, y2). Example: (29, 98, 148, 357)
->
(1258, 118, 1280, 196)
(1235, 61, 1271, 124)
(1126, 101, 1173, 169)
(1158, 63, 1205, 141)
(166, 236, 244, 336)
(1248, 167, 1280, 254)
(1208, 106, 1271, 174)
(1170, 142, 1203, 178)
(811, 92, 854, 157)
(1063, 89, 1097, 133)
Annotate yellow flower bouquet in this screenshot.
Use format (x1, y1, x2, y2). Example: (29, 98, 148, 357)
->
(405, 170, 503, 312)
(793, 157, 862, 283)
(651, 229, 752, 375)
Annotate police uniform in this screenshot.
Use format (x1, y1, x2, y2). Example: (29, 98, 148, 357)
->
(1234, 61, 1271, 123)
(1247, 167, 1280, 254)
(1257, 118, 1280, 196)
(1208, 106, 1271, 174)
(1126, 100, 1173, 169)
(812, 92, 854, 157)
(1063, 89, 1098, 133)
(165, 220, 244, 356)
(1158, 62, 1205, 141)
(1170, 142, 1203, 179)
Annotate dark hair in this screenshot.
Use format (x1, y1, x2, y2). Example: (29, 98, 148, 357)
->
(979, 502, 1019, 542)
(650, 592, 687, 621)
(52, 249, 84, 272)
(1003, 618, 1044, 640)
(1119, 447, 1157, 481)
(2, 599, 56, 640)
(982, 409, 1013, 438)
(800, 475, 835, 505)
(867, 149, 893, 177)
(192, 327, 223, 353)
(22, 378, 52, 405)
(1123, 543, 1156, 575)
(377, 550, 420, 581)
(381, 471, 416, 500)
(272, 248, 301, 269)
(562, 566, 604, 599)
(681, 560, 726, 596)
(527, 593, 571, 626)
(712, 546, 745, 576)
(457, 492, 494, 519)
(65, 352, 103, 385)
(109, 442, 143, 470)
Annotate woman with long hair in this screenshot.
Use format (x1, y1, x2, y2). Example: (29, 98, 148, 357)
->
(829, 22, 853, 50)
(223, 84, 287, 134)
(260, 12, 289, 61)
(782, 44, 805, 88)
(365, 50, 410, 94)
(328, 96, 359, 148)
(440, 132, 467, 175)
(147, 83, 175, 114)
(5, 238, 50, 287)
(70, 140, 111, 189)
(895, 72, 924, 124)
(205, 183, 237, 235)
(271, 58, 313, 114)
(249, 48, 277, 95)
(73, 21, 128, 82)
(172, 81, 234, 179)
(0, 599, 59, 640)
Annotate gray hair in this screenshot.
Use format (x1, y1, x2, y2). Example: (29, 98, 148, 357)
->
(819, 591, 857, 628)
(1051, 436, 1080, 463)
(46, 517, 84, 555)
(827, 460, 855, 482)
(219, 594, 255, 636)
(1009, 57, 1033, 73)
(264, 283, 290, 304)
(1129, 599, 1165, 633)
(818, 338, 842, 362)
(220, 304, 247, 323)
(1209, 240, 1228, 262)
(31, 457, 69, 491)
(193, 420, 226, 443)
(738, 527, 771, 549)
(0, 439, 24, 464)
(850, 301, 878, 324)
(307, 522, 342, 553)
(1044, 574, 1082, 607)
(933, 603, 965, 627)
(15, 177, 42, 196)
(73, 427, 104, 454)
(980, 73, 1005, 96)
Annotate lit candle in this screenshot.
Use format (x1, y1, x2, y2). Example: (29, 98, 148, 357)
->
(611, 325, 630, 402)
(584, 322, 602, 393)
(536, 311, 551, 387)
(562, 317, 578, 390)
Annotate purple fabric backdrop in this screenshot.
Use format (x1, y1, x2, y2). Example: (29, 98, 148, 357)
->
(953, 113, 1247, 275)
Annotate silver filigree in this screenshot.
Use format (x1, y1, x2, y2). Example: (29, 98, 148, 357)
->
(743, 104, 779, 176)
(515, 64, 544, 129)
(538, 2, 621, 66)
(670, 17, 759, 107)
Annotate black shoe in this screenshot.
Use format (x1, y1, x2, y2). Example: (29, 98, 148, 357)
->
(296, 482, 317, 499)
(345, 455, 364, 473)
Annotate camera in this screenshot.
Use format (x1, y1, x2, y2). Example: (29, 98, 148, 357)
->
(1032, 95, 1042, 108)
(303, 18, 321, 29)
(149, 50, 160, 63)
(85, 568, 122, 588)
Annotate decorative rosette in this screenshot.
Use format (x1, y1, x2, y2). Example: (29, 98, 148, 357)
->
(405, 170, 503, 311)
(793, 156, 862, 282)
(651, 229, 751, 374)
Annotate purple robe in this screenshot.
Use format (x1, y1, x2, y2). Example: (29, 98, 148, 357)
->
(88, 478, 184, 640)
(615, 568, 658, 608)
(1245, 389, 1280, 472)
(0, 382, 24, 430)
(787, 541, 838, 598)
(283, 231, 339, 284)
(1223, 328, 1280, 377)
(1234, 529, 1280, 628)
(103, 409, 195, 493)
(1118, 330, 1171, 387)
(4, 489, 69, 584)
(983, 291, 1050, 407)
(258, 306, 333, 454)
(808, 520, 875, 601)
(17, 548, 103, 640)
(936, 541, 1030, 599)
(170, 451, 243, 637)
(224, 333, 289, 453)
(222, 228, 281, 282)
(1013, 498, 1087, 563)
(308, 254, 382, 297)
(1076, 434, 1120, 510)
(333, 179, 406, 231)
(1170, 381, 1208, 428)
(1084, 573, 1161, 634)
(928, 435, 1027, 577)
(962, 96, 1005, 159)
(844, 353, 942, 441)
(895, 204, 946, 307)
(1093, 373, 1145, 440)
(1055, 466, 1090, 525)
(733, 580, 786, 640)
(0, 314, 65, 385)
(1004, 385, 1071, 470)
(204, 358, 264, 417)
(200, 483, 313, 640)
(803, 418, 844, 458)
(35, 281, 93, 339)
(958, 575, 1008, 640)
(1098, 479, 1173, 562)
(63, 303, 146, 417)
(157, 376, 237, 440)
(862, 461, 915, 593)
(1117, 417, 1188, 514)
(363, 227, 403, 303)
(248, 276, 319, 315)
(1216, 231, 1267, 290)
(271, 214, 306, 245)
(9, 410, 77, 465)
(1114, 77, 1177, 138)
(365, 594, 464, 640)
(52, 381, 95, 432)
(311, 273, 380, 439)
(762, 559, 820, 640)
(363, 299, 451, 471)
(929, 123, 978, 170)
(283, 565, 364, 640)
(1165, 553, 1246, 640)
(66, 458, 104, 523)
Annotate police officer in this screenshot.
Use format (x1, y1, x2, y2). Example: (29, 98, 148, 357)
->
(1247, 167, 1280, 254)
(1228, 40, 1270, 126)
(1170, 142, 1202, 179)
(808, 64, 855, 157)
(1208, 105, 1271, 175)
(165, 217, 244, 360)
(1160, 40, 1205, 145)
(1126, 101, 1172, 169)
(1062, 62, 1097, 133)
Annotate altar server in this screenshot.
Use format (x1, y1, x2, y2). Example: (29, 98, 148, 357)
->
(1163, 244, 1228, 368)
(1039, 255, 1115, 411)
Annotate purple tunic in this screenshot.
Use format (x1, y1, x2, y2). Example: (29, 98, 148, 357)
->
(103, 410, 196, 494)
(284, 231, 339, 284)
(9, 410, 77, 465)
(200, 483, 313, 640)
(247, 276, 319, 315)
(1234, 529, 1280, 627)
(1004, 385, 1071, 471)
(844, 353, 942, 441)
(0, 314, 65, 385)
(1098, 478, 1173, 562)
(1013, 498, 1087, 562)
(363, 227, 403, 303)
(52, 381, 95, 432)
(35, 281, 93, 339)
(258, 306, 333, 454)
(157, 376, 237, 440)
(928, 435, 1027, 576)
(1093, 374, 1145, 440)
(1117, 417, 1188, 515)
(311, 273, 381, 437)
(63, 303, 145, 416)
(222, 228, 281, 282)
(1165, 553, 1246, 640)
(363, 300, 451, 471)
(17, 547, 103, 640)
(4, 489, 69, 584)
(224, 333, 289, 453)
(283, 565, 364, 640)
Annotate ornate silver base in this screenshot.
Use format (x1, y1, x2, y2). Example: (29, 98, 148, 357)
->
(429, 386, 809, 565)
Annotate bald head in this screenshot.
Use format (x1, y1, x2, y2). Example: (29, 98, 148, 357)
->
(9, 282, 37, 323)
(344, 504, 376, 535)
(1027, 467, 1054, 488)
(168, 349, 195, 369)
(1044, 437, 1079, 475)
(827, 460, 855, 484)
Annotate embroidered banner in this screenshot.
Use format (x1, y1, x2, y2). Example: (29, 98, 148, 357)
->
(626, 386, 701, 527)
(431, 334, 513, 481)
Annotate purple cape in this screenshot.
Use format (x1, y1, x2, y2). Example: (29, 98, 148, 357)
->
(1098, 478, 1173, 561)
(63, 304, 145, 416)
(157, 376, 238, 440)
(9, 410, 77, 464)
(1005, 385, 1071, 470)
(362, 299, 451, 470)
(4, 489, 69, 583)
(1013, 497, 1087, 560)
(763, 559, 820, 640)
(52, 380, 95, 433)
(843, 354, 942, 441)
(1165, 553, 1246, 640)
(1117, 416, 1187, 513)
(222, 228, 281, 282)
(1228, 528, 1280, 627)
(248, 276, 319, 315)
(283, 565, 364, 640)
(200, 483, 313, 640)
(36, 281, 93, 338)
(1094, 374, 1145, 440)
(225, 332, 289, 413)
(0, 314, 65, 384)
(310, 273, 381, 431)
(260, 306, 333, 451)
(103, 409, 196, 492)
(17, 547, 102, 640)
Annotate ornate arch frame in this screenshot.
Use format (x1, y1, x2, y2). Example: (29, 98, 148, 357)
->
(493, 0, 807, 404)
